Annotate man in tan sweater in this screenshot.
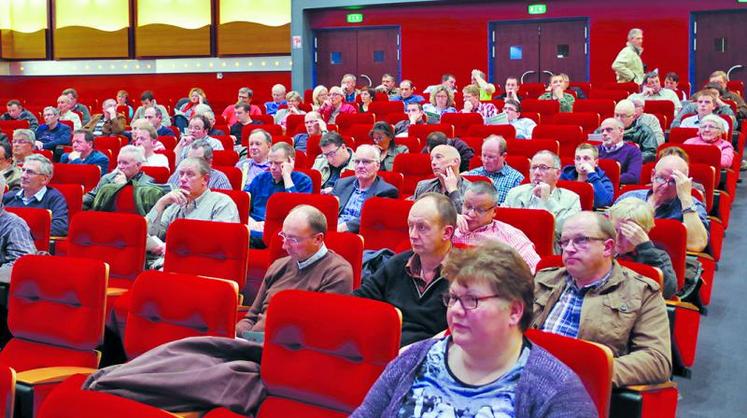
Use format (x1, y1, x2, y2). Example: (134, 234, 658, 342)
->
(236, 204, 354, 334)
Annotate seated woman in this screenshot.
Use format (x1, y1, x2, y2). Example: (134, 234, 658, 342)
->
(370, 121, 409, 171)
(311, 85, 328, 112)
(352, 242, 596, 417)
(273, 90, 306, 133)
(608, 197, 677, 298)
(422, 85, 457, 123)
(359, 87, 376, 113)
(174, 87, 210, 132)
(683, 114, 734, 169)
(116, 89, 134, 119)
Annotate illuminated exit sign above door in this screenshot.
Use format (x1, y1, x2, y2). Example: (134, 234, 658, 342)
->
(347, 13, 364, 23)
(528, 4, 548, 15)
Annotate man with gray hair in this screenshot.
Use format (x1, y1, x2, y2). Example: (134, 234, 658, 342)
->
(612, 28, 644, 84)
(11, 129, 36, 166)
(612, 99, 657, 163)
(35, 106, 72, 150)
(628, 71, 682, 115)
(56, 94, 82, 130)
(167, 140, 231, 190)
(629, 96, 665, 146)
(2, 154, 69, 236)
(143, 106, 175, 137)
(222, 87, 262, 126)
(84, 98, 126, 137)
(411, 144, 471, 213)
(264, 84, 288, 116)
(236, 129, 272, 189)
(503, 150, 581, 234)
(0, 141, 21, 190)
(83, 145, 156, 210)
(597, 118, 643, 184)
(0, 175, 37, 284)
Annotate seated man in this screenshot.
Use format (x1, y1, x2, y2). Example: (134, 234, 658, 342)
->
(341, 73, 360, 103)
(319, 86, 357, 124)
(229, 103, 263, 145)
(84, 99, 126, 137)
(133, 124, 169, 168)
(236, 129, 272, 189)
(664, 72, 686, 100)
(222, 87, 262, 126)
(495, 76, 521, 101)
(174, 115, 224, 165)
(375, 73, 400, 98)
(616, 155, 710, 252)
(465, 135, 524, 204)
(502, 99, 536, 139)
(0, 176, 36, 284)
(671, 83, 735, 129)
(503, 150, 581, 234)
(145, 157, 239, 266)
(629, 97, 665, 146)
(470, 69, 496, 100)
(423, 73, 457, 95)
(10, 129, 36, 166)
(411, 145, 471, 214)
(264, 84, 288, 116)
(293, 111, 326, 153)
(532, 211, 671, 387)
(167, 140, 231, 190)
(460, 84, 499, 124)
(390, 80, 425, 106)
(628, 71, 682, 116)
(538, 74, 575, 113)
(677, 90, 730, 131)
(708, 70, 747, 129)
(560, 143, 614, 208)
(143, 106, 175, 138)
(1, 100, 39, 130)
(597, 118, 642, 184)
(35, 107, 72, 151)
(56, 94, 82, 130)
(613, 100, 657, 163)
(393, 102, 427, 137)
(61, 129, 110, 176)
(2, 154, 69, 236)
(333, 144, 399, 233)
(83, 145, 158, 210)
(236, 204, 354, 335)
(63, 88, 91, 125)
(202, 111, 225, 137)
(353, 193, 455, 346)
(420, 131, 474, 173)
(313, 132, 355, 193)
(0, 141, 21, 190)
(133, 90, 171, 127)
(453, 182, 540, 273)
(244, 142, 312, 246)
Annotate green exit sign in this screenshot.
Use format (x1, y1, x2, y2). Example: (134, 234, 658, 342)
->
(347, 13, 364, 23)
(528, 4, 548, 14)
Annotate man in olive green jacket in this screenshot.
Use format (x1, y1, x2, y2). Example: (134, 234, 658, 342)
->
(531, 211, 671, 388)
(612, 28, 645, 84)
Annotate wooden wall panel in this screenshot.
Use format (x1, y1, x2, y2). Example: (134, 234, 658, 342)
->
(54, 27, 128, 59)
(0, 30, 46, 59)
(218, 22, 290, 55)
(136, 24, 211, 57)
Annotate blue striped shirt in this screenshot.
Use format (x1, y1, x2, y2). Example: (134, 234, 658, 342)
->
(466, 164, 524, 204)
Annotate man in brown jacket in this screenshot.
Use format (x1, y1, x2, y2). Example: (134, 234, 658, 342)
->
(531, 211, 671, 387)
(84, 98, 126, 137)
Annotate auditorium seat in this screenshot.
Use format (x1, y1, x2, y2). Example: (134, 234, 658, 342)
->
(573, 99, 616, 120)
(551, 112, 601, 133)
(0, 367, 14, 418)
(521, 98, 560, 119)
(493, 207, 555, 257)
(336, 113, 376, 135)
(441, 113, 484, 137)
(213, 189, 250, 224)
(51, 164, 100, 193)
(286, 114, 306, 135)
(359, 197, 413, 251)
(466, 124, 517, 140)
(213, 165, 242, 190)
(532, 125, 585, 159)
(5, 207, 51, 252)
(643, 100, 675, 117)
(140, 166, 171, 184)
(668, 127, 699, 144)
(598, 159, 621, 195)
(557, 180, 595, 210)
(212, 150, 239, 166)
(505, 138, 560, 159)
(392, 153, 433, 196)
(408, 123, 455, 140)
(369, 101, 407, 121)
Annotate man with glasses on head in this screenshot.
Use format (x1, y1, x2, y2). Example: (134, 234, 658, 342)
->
(453, 182, 540, 272)
(236, 205, 353, 337)
(3, 154, 69, 236)
(616, 154, 709, 252)
(503, 150, 581, 234)
(466, 135, 524, 204)
(610, 99, 657, 163)
(0, 175, 36, 283)
(532, 211, 671, 387)
(332, 144, 398, 233)
(312, 132, 355, 193)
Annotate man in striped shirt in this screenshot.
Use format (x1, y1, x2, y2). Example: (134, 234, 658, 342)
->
(0, 175, 37, 283)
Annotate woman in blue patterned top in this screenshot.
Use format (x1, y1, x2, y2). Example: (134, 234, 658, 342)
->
(352, 242, 596, 418)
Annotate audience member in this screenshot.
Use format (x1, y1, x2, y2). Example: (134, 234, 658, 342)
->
(470, 69, 496, 100)
(174, 115, 224, 165)
(560, 73, 587, 100)
(0, 176, 37, 284)
(460, 84, 499, 124)
(62, 88, 91, 125)
(664, 72, 687, 100)
(0, 141, 21, 190)
(221, 87, 262, 126)
(616, 155, 709, 252)
(264, 84, 288, 116)
(671, 83, 735, 130)
(465, 135, 524, 204)
(333, 145, 398, 233)
(677, 90, 730, 131)
(1, 100, 39, 130)
(612, 28, 644, 84)
(532, 211, 671, 387)
(394, 102, 427, 136)
(167, 140, 231, 190)
(319, 86, 357, 124)
(341, 74, 360, 103)
(143, 107, 175, 138)
(83, 145, 157, 211)
(115, 89, 134, 119)
(133, 91, 171, 127)
(311, 85, 329, 111)
(420, 131, 474, 172)
(613, 100, 657, 163)
(502, 99, 536, 139)
(175, 87, 209, 126)
(2, 154, 69, 236)
(453, 183, 540, 272)
(422, 85, 457, 122)
(273, 91, 306, 132)
(229, 103, 263, 145)
(411, 145, 471, 213)
(423, 73, 457, 95)
(503, 151, 581, 234)
(84, 99, 126, 137)
(35, 106, 72, 151)
(313, 132, 355, 192)
(628, 71, 682, 115)
(293, 111, 326, 152)
(236, 205, 354, 335)
(370, 121, 409, 171)
(538, 75, 575, 113)
(608, 198, 677, 298)
(236, 129, 272, 189)
(353, 242, 596, 418)
(560, 143, 614, 208)
(495, 77, 520, 101)
(629, 97, 665, 146)
(597, 118, 642, 184)
(708, 70, 747, 128)
(390, 80, 425, 106)
(10, 129, 36, 165)
(683, 114, 734, 169)
(133, 124, 169, 168)
(353, 193, 455, 346)
(358, 87, 376, 113)
(60, 129, 110, 176)
(375, 73, 400, 98)
(56, 94, 82, 129)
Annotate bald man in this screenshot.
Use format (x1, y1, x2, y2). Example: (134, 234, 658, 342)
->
(597, 118, 643, 184)
(609, 100, 657, 163)
(615, 155, 709, 252)
(410, 144, 471, 213)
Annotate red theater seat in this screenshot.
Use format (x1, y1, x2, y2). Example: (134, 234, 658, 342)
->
(359, 197, 413, 251)
(213, 189, 250, 225)
(408, 123, 455, 140)
(441, 113, 485, 137)
(140, 166, 171, 184)
(505, 138, 559, 159)
(5, 207, 50, 252)
(551, 112, 601, 133)
(51, 164, 101, 192)
(521, 98, 560, 119)
(557, 180, 595, 210)
(493, 207, 555, 257)
(532, 125, 585, 159)
(336, 113, 376, 135)
(392, 153, 433, 196)
(0, 367, 14, 418)
(466, 124, 517, 140)
(213, 165, 243, 190)
(573, 99, 616, 120)
(369, 101, 407, 121)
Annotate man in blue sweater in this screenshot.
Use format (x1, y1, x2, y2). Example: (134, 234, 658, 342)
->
(60, 129, 110, 176)
(35, 106, 72, 151)
(560, 143, 614, 208)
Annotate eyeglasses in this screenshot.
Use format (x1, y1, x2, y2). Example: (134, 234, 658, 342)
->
(278, 231, 317, 245)
(462, 204, 495, 215)
(699, 124, 720, 131)
(530, 164, 557, 172)
(442, 293, 501, 310)
(558, 235, 607, 249)
(651, 175, 676, 186)
(614, 113, 634, 118)
(21, 168, 42, 176)
(322, 147, 341, 158)
(353, 158, 376, 165)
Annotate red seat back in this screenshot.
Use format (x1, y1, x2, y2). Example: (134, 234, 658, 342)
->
(0, 367, 14, 418)
(493, 207, 555, 257)
(124, 271, 239, 359)
(440, 113, 484, 137)
(286, 114, 306, 135)
(51, 163, 101, 192)
(598, 159, 621, 194)
(532, 125, 585, 159)
(551, 112, 601, 133)
(163, 219, 249, 290)
(392, 153, 434, 195)
(588, 89, 629, 101)
(571, 99, 616, 120)
(668, 127, 699, 144)
(557, 180, 595, 210)
(466, 124, 517, 140)
(650, 219, 688, 291)
(657, 143, 722, 173)
(505, 138, 559, 159)
(644, 100, 675, 116)
(336, 113, 376, 135)
(368, 101, 407, 121)
(213, 189, 250, 224)
(213, 150, 239, 166)
(54, 183, 84, 220)
(521, 98, 560, 118)
(262, 193, 339, 247)
(140, 166, 171, 184)
(295, 168, 322, 193)
(5, 207, 50, 252)
(359, 197, 413, 251)
(213, 165, 242, 190)
(408, 123, 455, 140)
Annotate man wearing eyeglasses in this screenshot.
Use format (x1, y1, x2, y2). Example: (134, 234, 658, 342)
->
(332, 145, 398, 233)
(615, 154, 709, 252)
(532, 211, 671, 387)
(236, 205, 353, 336)
(312, 132, 355, 193)
(453, 182, 540, 273)
(503, 150, 581, 234)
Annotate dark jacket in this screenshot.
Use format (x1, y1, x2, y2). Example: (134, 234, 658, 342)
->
(619, 241, 677, 299)
(560, 165, 614, 208)
(351, 337, 598, 418)
(624, 121, 657, 163)
(3, 186, 69, 236)
(332, 176, 399, 233)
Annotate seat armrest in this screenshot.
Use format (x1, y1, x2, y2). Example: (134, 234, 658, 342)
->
(16, 367, 97, 385)
(107, 287, 129, 297)
(623, 381, 677, 393)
